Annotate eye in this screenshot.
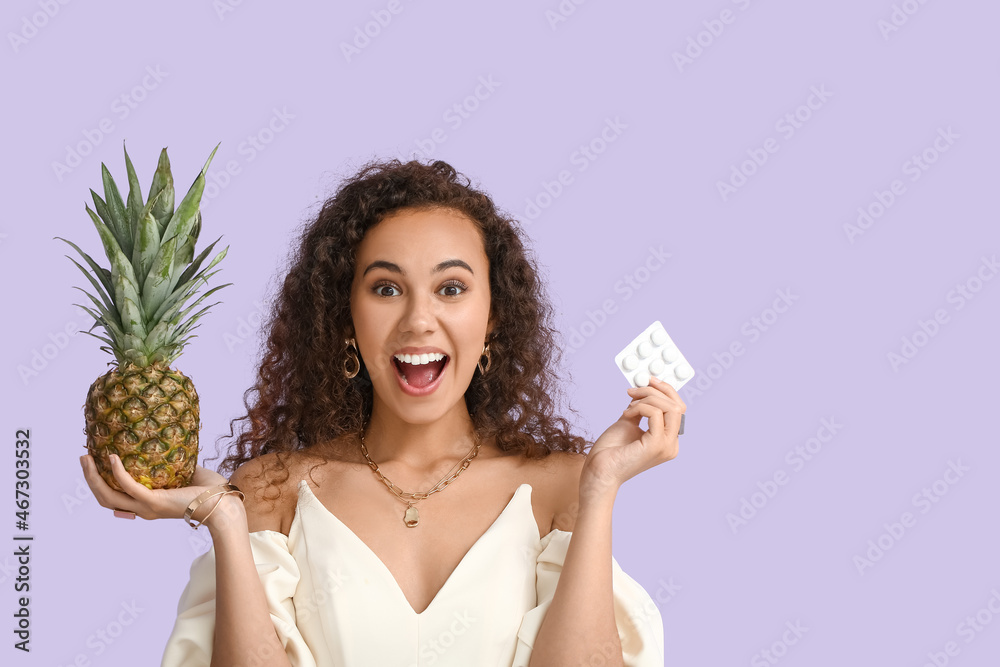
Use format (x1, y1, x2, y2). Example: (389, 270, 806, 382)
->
(439, 280, 468, 297)
(372, 281, 400, 297)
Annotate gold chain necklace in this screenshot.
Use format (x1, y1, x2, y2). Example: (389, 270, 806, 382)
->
(359, 426, 482, 527)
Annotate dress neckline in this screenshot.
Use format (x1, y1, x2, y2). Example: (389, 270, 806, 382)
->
(297, 480, 535, 616)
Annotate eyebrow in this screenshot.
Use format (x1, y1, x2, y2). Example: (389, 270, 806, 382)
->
(361, 258, 474, 277)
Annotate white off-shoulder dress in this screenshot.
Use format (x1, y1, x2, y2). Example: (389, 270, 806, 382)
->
(161, 480, 664, 666)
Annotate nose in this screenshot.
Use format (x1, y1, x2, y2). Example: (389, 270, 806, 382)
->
(397, 289, 437, 336)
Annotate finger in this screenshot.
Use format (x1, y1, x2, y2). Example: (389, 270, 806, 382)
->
(80, 454, 141, 511)
(648, 375, 680, 398)
(624, 400, 683, 445)
(623, 402, 664, 437)
(647, 377, 687, 411)
(628, 379, 682, 403)
(626, 387, 683, 416)
(106, 452, 153, 498)
(642, 402, 665, 441)
(663, 407, 683, 444)
(627, 404, 681, 464)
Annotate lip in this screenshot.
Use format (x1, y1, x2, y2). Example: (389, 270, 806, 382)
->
(393, 354, 449, 397)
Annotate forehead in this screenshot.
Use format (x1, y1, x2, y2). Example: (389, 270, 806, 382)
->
(356, 207, 487, 267)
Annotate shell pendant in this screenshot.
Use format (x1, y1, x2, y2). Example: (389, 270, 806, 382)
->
(403, 505, 419, 527)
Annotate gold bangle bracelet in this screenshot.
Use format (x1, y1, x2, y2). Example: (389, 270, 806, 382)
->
(184, 484, 244, 529)
(193, 490, 240, 529)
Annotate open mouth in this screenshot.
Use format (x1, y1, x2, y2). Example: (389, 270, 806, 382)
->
(392, 354, 449, 389)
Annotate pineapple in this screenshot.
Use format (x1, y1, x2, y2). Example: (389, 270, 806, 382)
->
(57, 142, 230, 490)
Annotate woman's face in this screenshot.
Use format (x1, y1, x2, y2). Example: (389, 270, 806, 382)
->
(350, 206, 493, 424)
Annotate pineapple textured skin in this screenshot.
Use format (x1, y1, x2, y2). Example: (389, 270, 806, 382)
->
(85, 361, 199, 490)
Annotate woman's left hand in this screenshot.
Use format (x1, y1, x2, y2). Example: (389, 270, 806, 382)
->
(582, 376, 686, 500)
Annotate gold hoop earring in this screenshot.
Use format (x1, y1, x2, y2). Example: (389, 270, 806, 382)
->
(344, 338, 360, 379)
(477, 341, 491, 375)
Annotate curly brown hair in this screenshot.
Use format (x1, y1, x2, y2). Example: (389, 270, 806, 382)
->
(214, 157, 589, 489)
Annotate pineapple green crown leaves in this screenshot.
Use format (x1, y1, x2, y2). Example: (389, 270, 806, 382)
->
(56, 142, 232, 369)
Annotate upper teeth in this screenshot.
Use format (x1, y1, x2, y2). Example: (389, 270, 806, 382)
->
(394, 352, 446, 365)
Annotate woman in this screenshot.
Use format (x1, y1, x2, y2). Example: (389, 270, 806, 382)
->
(80, 158, 683, 666)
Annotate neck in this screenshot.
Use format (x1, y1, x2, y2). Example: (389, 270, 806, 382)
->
(361, 400, 480, 473)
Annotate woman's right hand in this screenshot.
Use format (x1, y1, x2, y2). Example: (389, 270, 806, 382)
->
(80, 452, 240, 527)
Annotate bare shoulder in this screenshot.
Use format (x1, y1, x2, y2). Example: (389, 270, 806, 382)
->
(228, 450, 319, 535)
(525, 449, 588, 533)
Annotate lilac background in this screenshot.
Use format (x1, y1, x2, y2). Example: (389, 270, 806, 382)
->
(2, 1, 999, 665)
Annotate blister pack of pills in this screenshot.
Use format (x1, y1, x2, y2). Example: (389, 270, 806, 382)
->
(615, 320, 695, 391)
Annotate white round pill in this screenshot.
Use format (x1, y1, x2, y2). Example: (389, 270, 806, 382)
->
(634, 371, 651, 387)
(648, 358, 665, 375)
(621, 354, 638, 371)
(662, 345, 679, 363)
(650, 328, 668, 346)
(636, 341, 652, 358)
(674, 363, 693, 380)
